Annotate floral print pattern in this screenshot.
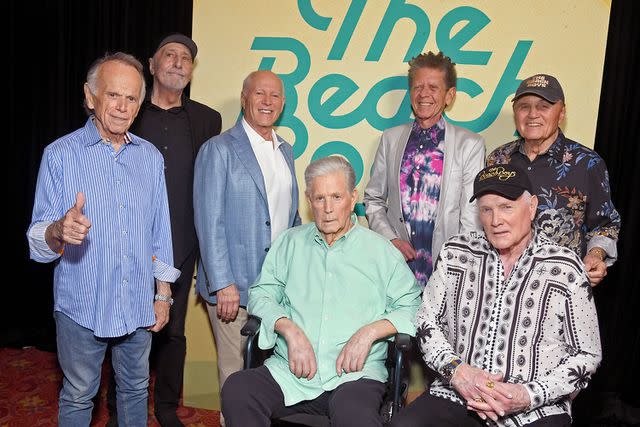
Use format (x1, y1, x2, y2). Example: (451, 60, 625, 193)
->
(487, 131, 620, 259)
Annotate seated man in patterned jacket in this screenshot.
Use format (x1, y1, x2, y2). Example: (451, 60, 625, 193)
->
(391, 164, 602, 427)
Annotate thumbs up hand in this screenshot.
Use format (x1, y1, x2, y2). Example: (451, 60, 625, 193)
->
(62, 192, 92, 244)
(71, 191, 86, 215)
(47, 192, 92, 249)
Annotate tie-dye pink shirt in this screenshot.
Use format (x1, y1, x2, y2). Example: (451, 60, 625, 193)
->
(399, 118, 445, 286)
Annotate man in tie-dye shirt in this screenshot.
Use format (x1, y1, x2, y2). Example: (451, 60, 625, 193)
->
(365, 52, 485, 286)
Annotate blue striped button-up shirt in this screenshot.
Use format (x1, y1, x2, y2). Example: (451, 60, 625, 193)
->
(27, 118, 180, 338)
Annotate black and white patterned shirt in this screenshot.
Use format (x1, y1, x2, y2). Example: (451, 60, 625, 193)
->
(416, 231, 601, 426)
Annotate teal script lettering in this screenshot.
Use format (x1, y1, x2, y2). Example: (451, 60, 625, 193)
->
(249, 1, 532, 214)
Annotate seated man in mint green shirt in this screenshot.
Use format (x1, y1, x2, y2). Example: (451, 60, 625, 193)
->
(221, 156, 422, 427)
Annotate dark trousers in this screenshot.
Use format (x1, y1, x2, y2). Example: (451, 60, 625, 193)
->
(389, 392, 571, 427)
(107, 251, 197, 419)
(222, 365, 386, 427)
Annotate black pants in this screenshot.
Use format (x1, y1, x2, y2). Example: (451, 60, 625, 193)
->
(222, 365, 386, 427)
(389, 392, 571, 427)
(107, 251, 196, 418)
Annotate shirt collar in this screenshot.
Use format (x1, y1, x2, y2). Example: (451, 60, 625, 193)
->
(144, 92, 187, 114)
(242, 117, 282, 149)
(313, 213, 359, 248)
(84, 116, 137, 147)
(147, 101, 185, 114)
(412, 117, 445, 132)
(516, 129, 567, 164)
(411, 117, 445, 146)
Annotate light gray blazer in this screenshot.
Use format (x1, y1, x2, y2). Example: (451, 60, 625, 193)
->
(364, 120, 485, 261)
(193, 120, 300, 307)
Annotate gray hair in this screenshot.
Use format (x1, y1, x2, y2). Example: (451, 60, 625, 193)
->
(84, 52, 146, 115)
(304, 156, 356, 194)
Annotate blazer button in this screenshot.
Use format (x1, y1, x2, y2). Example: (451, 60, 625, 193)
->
(265, 247, 270, 252)
(399, 217, 404, 223)
(265, 221, 271, 226)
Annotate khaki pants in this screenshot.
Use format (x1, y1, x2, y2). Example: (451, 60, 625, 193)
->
(206, 304, 249, 427)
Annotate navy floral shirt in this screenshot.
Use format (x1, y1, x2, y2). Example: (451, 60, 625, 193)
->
(487, 130, 620, 262)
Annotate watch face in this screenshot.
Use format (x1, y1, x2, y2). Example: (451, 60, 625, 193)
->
(442, 365, 453, 379)
(441, 359, 462, 383)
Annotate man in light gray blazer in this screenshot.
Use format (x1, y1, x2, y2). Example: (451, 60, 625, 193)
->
(194, 70, 300, 425)
(364, 52, 485, 288)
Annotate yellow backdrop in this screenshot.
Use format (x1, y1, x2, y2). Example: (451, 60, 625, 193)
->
(183, 0, 611, 409)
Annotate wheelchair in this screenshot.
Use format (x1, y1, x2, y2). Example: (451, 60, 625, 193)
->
(241, 315, 412, 426)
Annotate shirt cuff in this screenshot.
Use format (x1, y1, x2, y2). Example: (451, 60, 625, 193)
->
(587, 235, 617, 266)
(257, 310, 289, 350)
(153, 258, 181, 283)
(27, 221, 61, 263)
(523, 380, 544, 411)
(382, 311, 416, 337)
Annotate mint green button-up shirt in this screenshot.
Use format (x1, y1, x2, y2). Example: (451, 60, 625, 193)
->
(248, 215, 421, 406)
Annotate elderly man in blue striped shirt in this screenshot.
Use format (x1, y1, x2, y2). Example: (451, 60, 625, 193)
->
(27, 52, 180, 427)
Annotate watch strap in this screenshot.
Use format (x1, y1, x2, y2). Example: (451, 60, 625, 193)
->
(154, 294, 174, 305)
(441, 357, 463, 385)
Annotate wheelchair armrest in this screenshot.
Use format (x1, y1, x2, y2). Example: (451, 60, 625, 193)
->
(241, 314, 262, 337)
(242, 315, 262, 370)
(382, 332, 413, 422)
(393, 333, 412, 353)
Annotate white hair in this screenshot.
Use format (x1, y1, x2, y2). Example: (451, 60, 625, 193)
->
(304, 156, 355, 194)
(84, 52, 146, 115)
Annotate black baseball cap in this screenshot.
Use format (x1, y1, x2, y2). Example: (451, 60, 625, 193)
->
(512, 74, 564, 103)
(154, 33, 197, 59)
(469, 164, 532, 202)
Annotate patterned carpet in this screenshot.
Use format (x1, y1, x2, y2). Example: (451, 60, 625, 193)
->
(0, 347, 221, 426)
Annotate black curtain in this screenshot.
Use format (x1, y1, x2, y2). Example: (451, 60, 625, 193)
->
(7, 0, 193, 350)
(8, 0, 640, 424)
(572, 0, 640, 425)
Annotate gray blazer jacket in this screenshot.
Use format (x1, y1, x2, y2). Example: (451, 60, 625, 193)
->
(193, 120, 300, 307)
(364, 120, 485, 261)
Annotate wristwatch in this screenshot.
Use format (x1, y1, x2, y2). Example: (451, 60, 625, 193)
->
(441, 357, 463, 385)
(154, 294, 174, 306)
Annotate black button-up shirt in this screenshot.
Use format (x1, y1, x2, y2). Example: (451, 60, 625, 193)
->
(131, 101, 194, 268)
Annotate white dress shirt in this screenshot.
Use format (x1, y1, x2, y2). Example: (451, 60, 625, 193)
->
(242, 118, 292, 242)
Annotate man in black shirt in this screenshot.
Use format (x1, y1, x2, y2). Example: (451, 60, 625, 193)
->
(108, 33, 222, 427)
(487, 74, 620, 286)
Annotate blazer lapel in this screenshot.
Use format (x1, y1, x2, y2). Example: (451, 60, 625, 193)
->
(440, 119, 456, 212)
(229, 122, 268, 204)
(393, 124, 413, 210)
